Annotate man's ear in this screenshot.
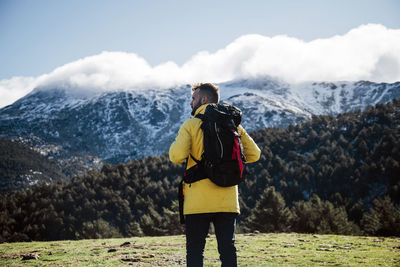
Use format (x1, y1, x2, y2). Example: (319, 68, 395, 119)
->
(201, 96, 208, 104)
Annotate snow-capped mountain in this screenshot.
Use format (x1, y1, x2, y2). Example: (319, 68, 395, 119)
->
(1, 77, 399, 169)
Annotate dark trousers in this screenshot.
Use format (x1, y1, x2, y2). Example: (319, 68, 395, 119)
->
(185, 212, 238, 267)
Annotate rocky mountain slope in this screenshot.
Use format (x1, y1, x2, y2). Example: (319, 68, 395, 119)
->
(1, 77, 399, 168)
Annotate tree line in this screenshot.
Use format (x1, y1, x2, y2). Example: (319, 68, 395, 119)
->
(1, 98, 399, 242)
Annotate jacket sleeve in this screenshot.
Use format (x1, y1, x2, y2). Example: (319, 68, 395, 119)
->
(238, 125, 261, 163)
(169, 120, 192, 164)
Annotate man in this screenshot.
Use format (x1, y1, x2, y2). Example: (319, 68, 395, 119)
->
(169, 83, 260, 267)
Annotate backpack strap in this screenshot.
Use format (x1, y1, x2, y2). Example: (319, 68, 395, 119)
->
(195, 113, 205, 120)
(183, 154, 206, 184)
(178, 154, 207, 224)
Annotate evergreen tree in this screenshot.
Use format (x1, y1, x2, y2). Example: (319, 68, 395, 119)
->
(291, 195, 359, 235)
(361, 196, 400, 236)
(247, 187, 292, 232)
(79, 218, 122, 239)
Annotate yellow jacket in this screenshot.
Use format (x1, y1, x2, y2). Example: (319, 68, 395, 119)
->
(169, 104, 261, 215)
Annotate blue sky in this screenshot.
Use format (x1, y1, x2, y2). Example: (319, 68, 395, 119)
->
(1, 0, 399, 79)
(0, 0, 399, 107)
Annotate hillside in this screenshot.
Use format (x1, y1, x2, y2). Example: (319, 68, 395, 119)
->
(0, 98, 399, 242)
(0, 138, 67, 193)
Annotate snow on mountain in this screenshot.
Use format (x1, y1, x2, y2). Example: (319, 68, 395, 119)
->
(1, 77, 399, 170)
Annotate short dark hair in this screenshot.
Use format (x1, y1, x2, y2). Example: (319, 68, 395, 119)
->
(191, 83, 220, 103)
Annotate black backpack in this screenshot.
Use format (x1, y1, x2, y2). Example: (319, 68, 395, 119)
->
(178, 103, 247, 223)
(183, 103, 247, 186)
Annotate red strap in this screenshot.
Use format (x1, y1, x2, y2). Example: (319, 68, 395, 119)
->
(231, 130, 244, 177)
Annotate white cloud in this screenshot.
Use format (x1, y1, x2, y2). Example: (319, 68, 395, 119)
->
(1, 23, 400, 108)
(0, 76, 38, 108)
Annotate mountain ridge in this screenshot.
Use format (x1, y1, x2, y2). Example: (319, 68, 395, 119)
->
(1, 77, 399, 171)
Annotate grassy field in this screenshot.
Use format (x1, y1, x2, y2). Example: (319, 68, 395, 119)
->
(0, 233, 399, 266)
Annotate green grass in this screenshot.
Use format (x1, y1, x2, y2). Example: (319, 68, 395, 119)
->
(1, 233, 399, 266)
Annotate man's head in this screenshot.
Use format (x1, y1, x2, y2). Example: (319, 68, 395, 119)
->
(190, 83, 220, 115)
